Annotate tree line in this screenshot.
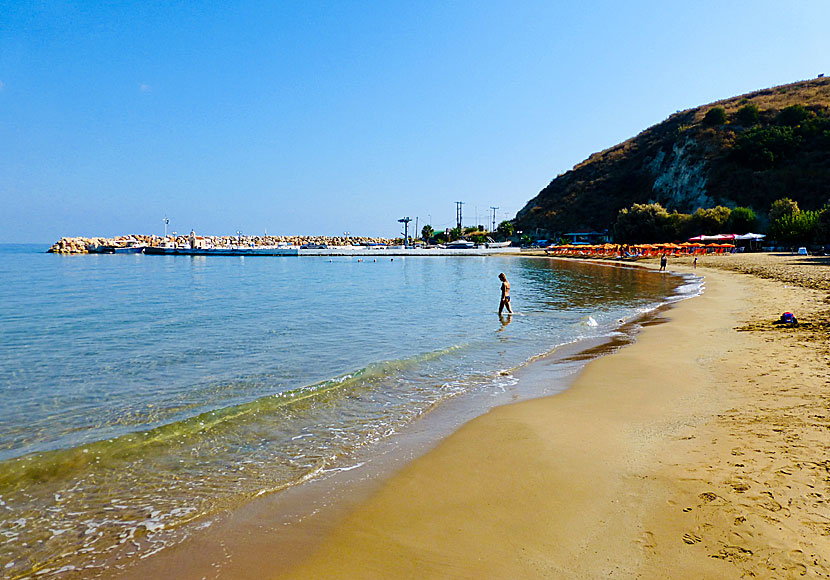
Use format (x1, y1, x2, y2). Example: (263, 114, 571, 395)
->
(613, 198, 830, 246)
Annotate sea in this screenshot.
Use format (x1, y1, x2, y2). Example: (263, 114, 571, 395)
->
(0, 244, 700, 578)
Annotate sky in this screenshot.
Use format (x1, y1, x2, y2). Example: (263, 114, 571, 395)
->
(1, 1, 829, 243)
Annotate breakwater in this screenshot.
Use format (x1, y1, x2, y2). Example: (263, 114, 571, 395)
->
(47, 234, 397, 254)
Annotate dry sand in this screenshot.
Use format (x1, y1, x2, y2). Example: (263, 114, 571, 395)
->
(274, 254, 830, 579)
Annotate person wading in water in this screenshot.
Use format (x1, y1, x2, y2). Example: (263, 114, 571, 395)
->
(498, 273, 513, 315)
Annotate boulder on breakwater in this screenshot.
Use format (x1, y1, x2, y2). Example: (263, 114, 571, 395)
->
(48, 234, 397, 254)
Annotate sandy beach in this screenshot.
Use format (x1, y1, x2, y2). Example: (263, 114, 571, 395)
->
(271, 253, 830, 579)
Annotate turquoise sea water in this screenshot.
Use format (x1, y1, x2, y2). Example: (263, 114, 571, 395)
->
(0, 244, 696, 578)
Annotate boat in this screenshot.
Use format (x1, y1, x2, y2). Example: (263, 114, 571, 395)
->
(86, 240, 145, 254)
(445, 240, 476, 249)
(484, 237, 511, 248)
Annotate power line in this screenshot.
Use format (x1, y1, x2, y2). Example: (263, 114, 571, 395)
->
(490, 206, 499, 233)
(397, 216, 412, 246)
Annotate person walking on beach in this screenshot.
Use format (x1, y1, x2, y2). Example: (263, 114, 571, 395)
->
(498, 273, 513, 315)
(659, 253, 667, 271)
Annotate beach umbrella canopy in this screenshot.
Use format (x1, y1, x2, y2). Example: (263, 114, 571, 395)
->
(734, 233, 766, 240)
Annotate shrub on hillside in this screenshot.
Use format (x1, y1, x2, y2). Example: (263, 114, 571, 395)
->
(777, 104, 811, 126)
(732, 126, 800, 169)
(735, 104, 760, 126)
(703, 107, 727, 126)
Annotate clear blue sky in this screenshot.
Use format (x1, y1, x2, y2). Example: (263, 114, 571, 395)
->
(2, 1, 829, 242)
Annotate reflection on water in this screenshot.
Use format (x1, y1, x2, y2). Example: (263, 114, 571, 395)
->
(497, 312, 513, 333)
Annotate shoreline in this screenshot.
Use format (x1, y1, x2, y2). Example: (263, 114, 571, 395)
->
(271, 256, 830, 578)
(106, 254, 830, 578)
(110, 260, 689, 580)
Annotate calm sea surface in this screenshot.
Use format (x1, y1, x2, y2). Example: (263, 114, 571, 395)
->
(0, 244, 698, 578)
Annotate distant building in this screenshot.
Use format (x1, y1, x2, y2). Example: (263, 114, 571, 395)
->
(563, 230, 611, 245)
(192, 236, 209, 249)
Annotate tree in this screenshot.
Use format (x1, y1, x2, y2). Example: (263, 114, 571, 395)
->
(449, 226, 463, 241)
(817, 206, 830, 244)
(727, 206, 758, 233)
(769, 197, 800, 223)
(667, 210, 694, 240)
(613, 203, 673, 243)
(735, 103, 760, 126)
(496, 220, 515, 238)
(690, 206, 732, 235)
(769, 210, 819, 245)
(702, 107, 727, 126)
(421, 224, 434, 241)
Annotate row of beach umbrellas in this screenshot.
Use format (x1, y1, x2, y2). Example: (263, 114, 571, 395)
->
(545, 241, 736, 257)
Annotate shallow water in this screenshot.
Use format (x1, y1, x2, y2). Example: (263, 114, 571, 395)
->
(0, 245, 695, 578)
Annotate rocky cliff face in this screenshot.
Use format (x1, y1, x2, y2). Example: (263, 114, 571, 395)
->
(649, 136, 713, 210)
(515, 77, 830, 235)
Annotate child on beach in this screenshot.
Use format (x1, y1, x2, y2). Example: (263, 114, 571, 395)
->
(498, 273, 513, 315)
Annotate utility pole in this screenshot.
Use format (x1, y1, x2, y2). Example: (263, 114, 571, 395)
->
(398, 217, 412, 247)
(414, 217, 419, 243)
(490, 206, 499, 233)
(455, 201, 464, 230)
(163, 216, 169, 238)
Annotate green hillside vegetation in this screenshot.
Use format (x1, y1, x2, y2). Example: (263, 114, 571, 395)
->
(515, 77, 830, 243)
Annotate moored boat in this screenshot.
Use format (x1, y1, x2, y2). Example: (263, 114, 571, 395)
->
(445, 240, 476, 249)
(86, 240, 145, 254)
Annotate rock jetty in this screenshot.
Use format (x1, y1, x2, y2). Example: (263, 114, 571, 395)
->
(48, 234, 397, 254)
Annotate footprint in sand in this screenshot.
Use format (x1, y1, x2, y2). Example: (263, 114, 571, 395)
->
(636, 531, 657, 554)
(682, 532, 702, 545)
(729, 481, 751, 493)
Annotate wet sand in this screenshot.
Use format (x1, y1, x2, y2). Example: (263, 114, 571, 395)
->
(273, 254, 830, 579)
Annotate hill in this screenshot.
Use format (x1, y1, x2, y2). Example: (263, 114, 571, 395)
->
(514, 77, 830, 236)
